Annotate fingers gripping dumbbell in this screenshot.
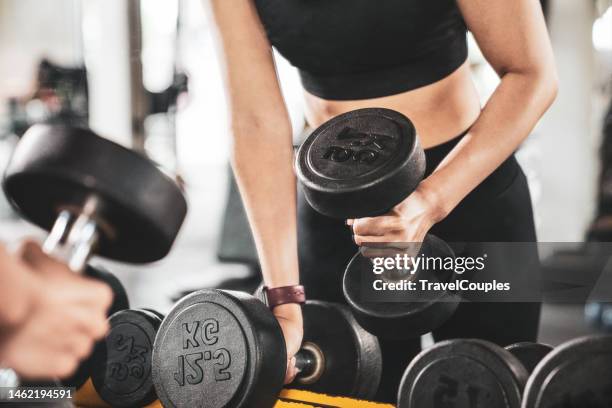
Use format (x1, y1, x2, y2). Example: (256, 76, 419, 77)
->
(1, 124, 187, 386)
(252, 284, 379, 390)
(295, 108, 459, 338)
(61, 265, 130, 388)
(152, 289, 382, 408)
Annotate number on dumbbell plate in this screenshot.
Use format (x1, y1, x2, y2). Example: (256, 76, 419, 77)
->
(109, 334, 147, 381)
(173, 350, 232, 386)
(434, 375, 484, 408)
(174, 353, 204, 386)
(337, 127, 393, 150)
(174, 319, 232, 386)
(213, 349, 231, 381)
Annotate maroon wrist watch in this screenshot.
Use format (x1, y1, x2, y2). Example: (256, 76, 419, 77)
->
(262, 285, 306, 310)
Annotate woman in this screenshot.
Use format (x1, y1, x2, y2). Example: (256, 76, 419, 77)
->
(206, 0, 557, 401)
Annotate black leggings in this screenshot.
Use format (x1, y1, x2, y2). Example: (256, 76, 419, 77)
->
(297, 131, 541, 402)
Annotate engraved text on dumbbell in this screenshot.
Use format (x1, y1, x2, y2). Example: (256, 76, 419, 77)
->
(433, 375, 486, 408)
(337, 127, 393, 150)
(173, 319, 232, 386)
(321, 127, 394, 164)
(109, 334, 148, 381)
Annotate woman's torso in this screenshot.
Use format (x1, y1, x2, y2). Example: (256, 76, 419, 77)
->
(254, 0, 482, 148)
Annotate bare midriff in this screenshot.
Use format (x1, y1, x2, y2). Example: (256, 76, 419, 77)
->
(303, 62, 482, 149)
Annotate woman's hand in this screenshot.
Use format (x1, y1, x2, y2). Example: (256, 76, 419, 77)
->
(272, 303, 304, 384)
(347, 185, 445, 246)
(0, 241, 112, 379)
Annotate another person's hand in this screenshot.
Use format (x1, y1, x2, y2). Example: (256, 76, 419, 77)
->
(272, 303, 303, 384)
(347, 186, 444, 246)
(0, 241, 112, 380)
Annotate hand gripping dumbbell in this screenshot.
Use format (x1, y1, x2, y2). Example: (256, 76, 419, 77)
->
(151, 289, 382, 408)
(397, 339, 553, 408)
(63, 264, 131, 388)
(295, 108, 459, 338)
(83, 308, 164, 408)
(1, 124, 187, 386)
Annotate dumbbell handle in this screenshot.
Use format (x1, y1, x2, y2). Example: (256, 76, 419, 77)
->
(293, 342, 325, 385)
(43, 197, 101, 272)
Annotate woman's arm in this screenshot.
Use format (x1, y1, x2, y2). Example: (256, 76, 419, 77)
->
(420, 0, 558, 219)
(351, 0, 557, 244)
(205, 0, 302, 382)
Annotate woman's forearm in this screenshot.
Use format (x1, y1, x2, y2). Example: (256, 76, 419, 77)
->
(231, 118, 300, 288)
(420, 70, 558, 220)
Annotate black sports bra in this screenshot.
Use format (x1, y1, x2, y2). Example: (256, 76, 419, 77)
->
(254, 0, 468, 100)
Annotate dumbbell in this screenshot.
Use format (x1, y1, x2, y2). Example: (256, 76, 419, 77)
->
(1, 265, 130, 390)
(62, 265, 130, 388)
(397, 339, 553, 408)
(151, 289, 382, 408)
(295, 108, 459, 338)
(522, 335, 612, 408)
(1, 124, 187, 385)
(87, 308, 164, 408)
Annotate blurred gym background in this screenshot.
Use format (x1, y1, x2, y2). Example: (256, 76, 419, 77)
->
(0, 0, 610, 345)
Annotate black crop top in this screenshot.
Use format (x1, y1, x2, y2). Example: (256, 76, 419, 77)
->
(254, 0, 468, 100)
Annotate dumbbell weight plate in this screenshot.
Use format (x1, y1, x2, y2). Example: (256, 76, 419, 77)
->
(504, 342, 552, 374)
(152, 289, 286, 408)
(295, 301, 382, 399)
(398, 339, 529, 408)
(61, 265, 130, 389)
(522, 335, 612, 408)
(92, 309, 162, 408)
(253, 283, 382, 398)
(343, 234, 460, 338)
(295, 108, 425, 219)
(3, 124, 187, 263)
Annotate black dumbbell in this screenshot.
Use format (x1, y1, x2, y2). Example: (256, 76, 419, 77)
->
(152, 289, 382, 408)
(295, 108, 458, 338)
(397, 339, 552, 408)
(522, 335, 612, 408)
(61, 265, 131, 389)
(90, 308, 164, 408)
(2, 124, 187, 385)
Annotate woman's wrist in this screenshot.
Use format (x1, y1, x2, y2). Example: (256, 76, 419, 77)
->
(265, 283, 305, 303)
(272, 303, 303, 321)
(416, 179, 451, 224)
